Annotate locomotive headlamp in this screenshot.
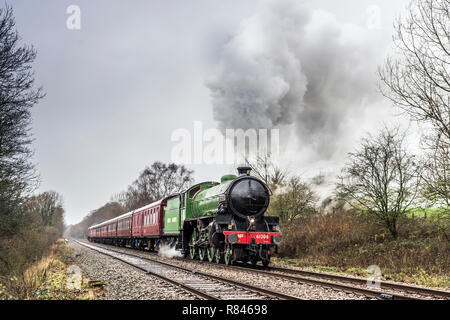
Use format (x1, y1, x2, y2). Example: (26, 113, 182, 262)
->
(247, 216, 256, 231)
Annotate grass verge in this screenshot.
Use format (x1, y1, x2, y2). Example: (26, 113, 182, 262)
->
(0, 239, 106, 300)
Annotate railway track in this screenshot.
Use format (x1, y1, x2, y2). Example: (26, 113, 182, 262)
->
(144, 244, 448, 300)
(259, 265, 450, 300)
(86, 240, 450, 300)
(180, 261, 422, 300)
(190, 258, 448, 300)
(218, 263, 443, 300)
(150, 250, 438, 300)
(77, 240, 429, 300)
(74, 240, 301, 300)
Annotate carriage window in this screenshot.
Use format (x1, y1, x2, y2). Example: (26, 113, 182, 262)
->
(189, 186, 201, 199)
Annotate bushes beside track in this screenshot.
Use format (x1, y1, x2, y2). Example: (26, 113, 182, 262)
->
(277, 209, 450, 287)
(0, 239, 105, 299)
(0, 192, 65, 279)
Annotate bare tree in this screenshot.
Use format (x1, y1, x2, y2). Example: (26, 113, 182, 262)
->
(422, 131, 450, 207)
(121, 162, 194, 210)
(24, 191, 64, 229)
(270, 176, 318, 223)
(0, 5, 43, 232)
(245, 153, 287, 194)
(336, 127, 422, 238)
(379, 0, 449, 142)
(65, 202, 124, 239)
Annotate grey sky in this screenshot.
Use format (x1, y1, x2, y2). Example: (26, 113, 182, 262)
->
(10, 0, 411, 224)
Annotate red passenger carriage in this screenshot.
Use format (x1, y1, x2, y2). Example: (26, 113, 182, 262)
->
(88, 196, 172, 249)
(116, 212, 132, 238)
(132, 200, 163, 238)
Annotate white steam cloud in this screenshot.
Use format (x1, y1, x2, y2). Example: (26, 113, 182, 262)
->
(207, 0, 384, 159)
(157, 244, 182, 259)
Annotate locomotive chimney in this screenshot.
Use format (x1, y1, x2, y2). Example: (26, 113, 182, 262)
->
(237, 166, 252, 176)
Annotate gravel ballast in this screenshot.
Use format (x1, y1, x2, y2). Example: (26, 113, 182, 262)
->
(70, 240, 195, 300)
(73, 240, 369, 300)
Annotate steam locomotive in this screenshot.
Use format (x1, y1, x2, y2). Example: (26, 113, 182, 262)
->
(88, 167, 282, 266)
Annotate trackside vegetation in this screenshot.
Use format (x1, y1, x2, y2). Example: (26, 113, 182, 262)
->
(0, 239, 105, 300)
(0, 5, 66, 287)
(276, 209, 449, 288)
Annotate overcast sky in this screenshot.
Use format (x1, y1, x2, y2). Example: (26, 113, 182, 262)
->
(10, 0, 413, 225)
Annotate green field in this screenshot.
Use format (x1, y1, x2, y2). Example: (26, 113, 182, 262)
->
(408, 207, 448, 218)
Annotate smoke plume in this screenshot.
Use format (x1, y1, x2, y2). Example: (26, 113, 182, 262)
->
(207, 0, 383, 159)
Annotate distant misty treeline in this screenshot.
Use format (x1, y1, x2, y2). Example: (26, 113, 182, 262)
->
(65, 162, 194, 239)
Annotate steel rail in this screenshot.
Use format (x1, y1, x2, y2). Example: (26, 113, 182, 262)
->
(79, 240, 411, 300)
(265, 265, 450, 299)
(81, 240, 442, 300)
(74, 240, 301, 300)
(223, 264, 416, 300)
(75, 240, 217, 300)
